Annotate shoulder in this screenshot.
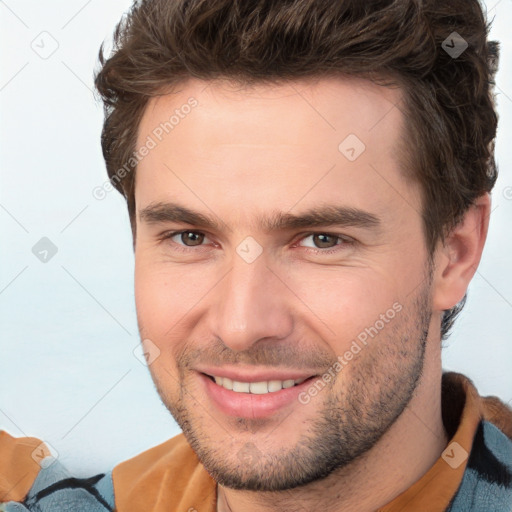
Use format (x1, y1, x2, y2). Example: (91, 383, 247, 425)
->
(442, 373, 512, 511)
(0, 430, 45, 503)
(448, 419, 512, 511)
(448, 411, 512, 512)
(0, 430, 115, 512)
(0, 430, 214, 511)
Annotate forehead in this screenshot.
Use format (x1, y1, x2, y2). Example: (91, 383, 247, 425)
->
(134, 76, 418, 223)
(137, 75, 404, 147)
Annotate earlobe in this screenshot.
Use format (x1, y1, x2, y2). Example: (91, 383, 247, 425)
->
(431, 193, 491, 312)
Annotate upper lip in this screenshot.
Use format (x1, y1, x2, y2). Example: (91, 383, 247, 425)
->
(196, 365, 318, 383)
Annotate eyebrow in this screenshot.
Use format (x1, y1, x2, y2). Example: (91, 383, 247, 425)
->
(139, 201, 382, 234)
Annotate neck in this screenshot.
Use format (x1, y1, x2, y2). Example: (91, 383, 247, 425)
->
(217, 333, 448, 512)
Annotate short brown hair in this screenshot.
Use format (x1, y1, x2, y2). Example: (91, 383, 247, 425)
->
(94, 0, 499, 340)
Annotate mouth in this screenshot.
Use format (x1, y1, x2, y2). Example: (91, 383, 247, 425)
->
(202, 373, 314, 394)
(199, 371, 319, 419)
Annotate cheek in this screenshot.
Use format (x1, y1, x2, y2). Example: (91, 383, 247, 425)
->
(135, 255, 176, 338)
(134, 261, 200, 381)
(134, 257, 213, 337)
(281, 264, 408, 344)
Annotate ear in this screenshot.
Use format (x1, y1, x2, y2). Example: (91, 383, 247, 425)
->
(431, 193, 491, 312)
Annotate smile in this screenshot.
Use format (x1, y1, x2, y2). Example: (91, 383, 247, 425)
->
(199, 371, 318, 418)
(205, 374, 308, 394)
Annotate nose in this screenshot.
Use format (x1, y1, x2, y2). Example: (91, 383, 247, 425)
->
(209, 250, 294, 352)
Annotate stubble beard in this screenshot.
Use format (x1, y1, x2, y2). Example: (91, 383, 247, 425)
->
(150, 275, 432, 492)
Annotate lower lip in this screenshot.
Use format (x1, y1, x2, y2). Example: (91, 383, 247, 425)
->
(198, 372, 316, 419)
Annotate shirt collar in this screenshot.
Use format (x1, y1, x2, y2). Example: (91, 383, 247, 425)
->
(378, 372, 483, 511)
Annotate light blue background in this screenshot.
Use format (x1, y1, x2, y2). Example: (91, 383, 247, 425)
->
(1, 0, 511, 476)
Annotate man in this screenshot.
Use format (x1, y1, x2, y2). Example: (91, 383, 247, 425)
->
(1, 0, 511, 511)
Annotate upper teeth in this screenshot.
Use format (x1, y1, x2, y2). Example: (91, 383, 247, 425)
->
(212, 376, 308, 394)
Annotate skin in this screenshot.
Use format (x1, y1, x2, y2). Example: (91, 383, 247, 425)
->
(133, 76, 490, 512)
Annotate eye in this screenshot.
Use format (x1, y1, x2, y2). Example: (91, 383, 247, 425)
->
(159, 230, 354, 255)
(295, 232, 353, 254)
(160, 230, 213, 252)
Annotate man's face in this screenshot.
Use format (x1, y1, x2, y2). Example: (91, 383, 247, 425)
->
(133, 76, 435, 491)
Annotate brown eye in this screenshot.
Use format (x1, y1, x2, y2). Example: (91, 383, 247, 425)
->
(311, 234, 338, 249)
(300, 233, 341, 249)
(179, 231, 205, 246)
(296, 232, 354, 255)
(160, 230, 216, 254)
